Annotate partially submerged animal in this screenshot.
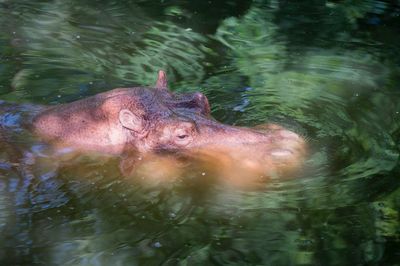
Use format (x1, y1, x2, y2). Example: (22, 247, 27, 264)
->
(1, 71, 306, 188)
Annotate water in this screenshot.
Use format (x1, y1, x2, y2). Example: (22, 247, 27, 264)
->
(1, 0, 400, 265)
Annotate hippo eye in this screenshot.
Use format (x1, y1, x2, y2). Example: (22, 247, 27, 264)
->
(173, 125, 194, 146)
(177, 134, 189, 139)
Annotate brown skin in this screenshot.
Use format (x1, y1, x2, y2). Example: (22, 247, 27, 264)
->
(31, 71, 307, 188)
(121, 123, 306, 189)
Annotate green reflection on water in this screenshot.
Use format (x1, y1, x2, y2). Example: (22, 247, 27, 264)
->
(0, 0, 399, 265)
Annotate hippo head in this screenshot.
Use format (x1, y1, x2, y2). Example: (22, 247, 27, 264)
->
(33, 71, 306, 184)
(118, 72, 305, 163)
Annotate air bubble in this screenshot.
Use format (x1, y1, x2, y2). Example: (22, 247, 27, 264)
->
(153, 242, 162, 248)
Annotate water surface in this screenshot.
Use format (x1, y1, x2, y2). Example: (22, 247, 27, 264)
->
(0, 0, 399, 265)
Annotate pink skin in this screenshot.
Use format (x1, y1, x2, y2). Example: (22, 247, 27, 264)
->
(31, 71, 307, 188)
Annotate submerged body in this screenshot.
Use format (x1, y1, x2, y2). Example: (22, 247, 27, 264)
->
(2, 71, 306, 188)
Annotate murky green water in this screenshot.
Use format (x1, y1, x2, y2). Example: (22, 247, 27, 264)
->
(1, 0, 399, 265)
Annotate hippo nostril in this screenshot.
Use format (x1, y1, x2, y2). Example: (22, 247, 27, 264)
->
(270, 149, 293, 158)
(279, 130, 300, 140)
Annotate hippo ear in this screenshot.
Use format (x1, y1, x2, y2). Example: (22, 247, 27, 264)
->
(119, 109, 144, 133)
(155, 70, 168, 90)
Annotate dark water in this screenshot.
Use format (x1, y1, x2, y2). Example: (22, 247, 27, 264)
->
(1, 0, 400, 265)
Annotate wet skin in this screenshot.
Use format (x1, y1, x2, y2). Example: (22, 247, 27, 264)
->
(1, 71, 306, 189)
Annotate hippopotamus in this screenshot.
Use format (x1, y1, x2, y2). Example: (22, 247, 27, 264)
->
(1, 71, 306, 188)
